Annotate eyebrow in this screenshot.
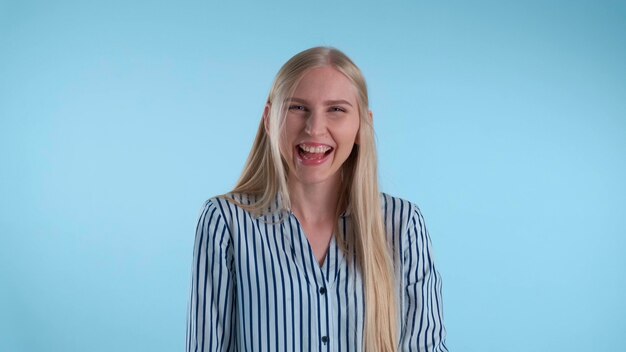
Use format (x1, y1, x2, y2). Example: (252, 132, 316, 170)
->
(287, 97, 354, 107)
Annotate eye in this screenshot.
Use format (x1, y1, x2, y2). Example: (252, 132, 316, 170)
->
(288, 105, 307, 111)
(330, 106, 347, 113)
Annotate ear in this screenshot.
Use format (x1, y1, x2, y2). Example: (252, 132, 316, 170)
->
(263, 103, 271, 135)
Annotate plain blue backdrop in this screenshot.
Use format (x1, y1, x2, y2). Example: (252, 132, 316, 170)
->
(1, 0, 625, 351)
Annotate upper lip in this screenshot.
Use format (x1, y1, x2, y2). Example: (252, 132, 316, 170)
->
(297, 141, 334, 148)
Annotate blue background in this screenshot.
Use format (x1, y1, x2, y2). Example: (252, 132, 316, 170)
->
(1, 0, 625, 351)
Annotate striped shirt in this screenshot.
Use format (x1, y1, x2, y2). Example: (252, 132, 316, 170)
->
(186, 193, 448, 351)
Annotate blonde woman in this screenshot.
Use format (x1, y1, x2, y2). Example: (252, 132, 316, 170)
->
(187, 47, 447, 352)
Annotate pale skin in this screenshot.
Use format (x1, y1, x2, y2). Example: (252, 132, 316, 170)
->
(264, 67, 371, 266)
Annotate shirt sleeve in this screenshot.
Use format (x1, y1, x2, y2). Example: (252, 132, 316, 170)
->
(186, 199, 237, 352)
(399, 205, 448, 351)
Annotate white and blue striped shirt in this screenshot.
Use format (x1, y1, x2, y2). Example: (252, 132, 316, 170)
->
(186, 193, 448, 351)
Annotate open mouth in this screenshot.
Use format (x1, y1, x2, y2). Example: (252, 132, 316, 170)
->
(296, 144, 334, 161)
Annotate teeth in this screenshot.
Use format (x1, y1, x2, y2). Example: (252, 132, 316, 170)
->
(299, 144, 331, 154)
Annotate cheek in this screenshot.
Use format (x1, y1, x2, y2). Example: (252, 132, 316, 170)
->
(283, 117, 302, 140)
(340, 119, 360, 147)
(279, 125, 298, 159)
(278, 136, 292, 159)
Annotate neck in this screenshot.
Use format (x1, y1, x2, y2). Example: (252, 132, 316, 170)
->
(288, 175, 341, 224)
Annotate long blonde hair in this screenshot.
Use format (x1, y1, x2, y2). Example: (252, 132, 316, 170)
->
(230, 47, 398, 351)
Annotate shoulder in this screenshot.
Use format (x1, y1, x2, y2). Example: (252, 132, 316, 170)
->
(380, 192, 425, 225)
(192, 196, 241, 259)
(197, 193, 262, 227)
(379, 192, 430, 251)
(199, 192, 252, 211)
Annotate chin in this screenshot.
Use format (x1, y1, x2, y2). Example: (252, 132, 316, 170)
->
(295, 174, 330, 185)
(293, 169, 342, 186)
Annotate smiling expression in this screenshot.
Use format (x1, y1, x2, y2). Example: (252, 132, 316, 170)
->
(279, 67, 361, 189)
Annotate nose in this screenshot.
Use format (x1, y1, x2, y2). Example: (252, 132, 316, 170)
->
(304, 110, 327, 136)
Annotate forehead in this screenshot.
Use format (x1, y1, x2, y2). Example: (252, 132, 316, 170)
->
(291, 67, 357, 104)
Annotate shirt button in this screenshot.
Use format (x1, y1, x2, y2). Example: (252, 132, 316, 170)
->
(319, 287, 326, 295)
(321, 336, 328, 344)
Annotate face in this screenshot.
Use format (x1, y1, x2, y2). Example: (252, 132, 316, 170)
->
(276, 66, 361, 189)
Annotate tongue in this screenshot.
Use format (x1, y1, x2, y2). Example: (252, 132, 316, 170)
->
(302, 150, 326, 160)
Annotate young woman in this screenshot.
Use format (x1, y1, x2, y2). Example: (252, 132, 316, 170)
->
(187, 47, 447, 352)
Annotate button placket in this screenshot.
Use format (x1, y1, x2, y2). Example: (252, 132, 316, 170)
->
(319, 273, 333, 349)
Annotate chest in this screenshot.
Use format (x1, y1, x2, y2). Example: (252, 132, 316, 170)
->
(300, 221, 334, 266)
(229, 214, 367, 351)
